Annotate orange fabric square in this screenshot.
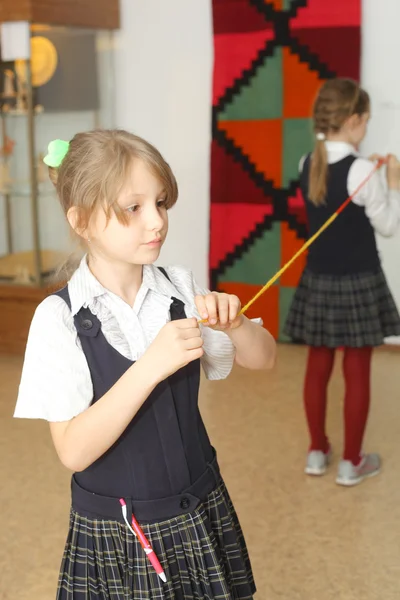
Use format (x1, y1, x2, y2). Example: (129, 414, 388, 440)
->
(280, 222, 307, 286)
(217, 281, 279, 340)
(283, 47, 326, 118)
(219, 119, 282, 187)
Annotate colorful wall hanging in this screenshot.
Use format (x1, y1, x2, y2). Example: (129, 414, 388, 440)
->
(210, 0, 361, 339)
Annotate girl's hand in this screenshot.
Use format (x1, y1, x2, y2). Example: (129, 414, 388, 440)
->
(195, 292, 244, 331)
(368, 153, 386, 163)
(142, 318, 204, 383)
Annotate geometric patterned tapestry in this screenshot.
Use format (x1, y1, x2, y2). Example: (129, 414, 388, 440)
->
(210, 0, 361, 340)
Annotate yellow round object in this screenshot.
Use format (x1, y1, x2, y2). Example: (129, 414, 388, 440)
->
(15, 37, 58, 87)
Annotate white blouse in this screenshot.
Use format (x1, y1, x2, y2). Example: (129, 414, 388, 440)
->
(14, 258, 260, 422)
(300, 141, 400, 237)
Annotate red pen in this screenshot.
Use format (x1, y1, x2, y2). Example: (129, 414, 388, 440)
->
(119, 499, 167, 583)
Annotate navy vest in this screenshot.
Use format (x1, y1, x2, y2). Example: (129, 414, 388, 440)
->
(53, 269, 214, 505)
(301, 154, 380, 275)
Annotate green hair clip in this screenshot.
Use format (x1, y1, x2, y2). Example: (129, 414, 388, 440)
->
(43, 139, 70, 168)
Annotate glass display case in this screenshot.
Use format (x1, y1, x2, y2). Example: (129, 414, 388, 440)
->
(0, 22, 117, 287)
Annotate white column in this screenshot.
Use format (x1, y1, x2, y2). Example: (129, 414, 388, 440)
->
(113, 0, 213, 287)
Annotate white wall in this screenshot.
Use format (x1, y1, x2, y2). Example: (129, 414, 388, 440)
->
(114, 0, 213, 288)
(361, 0, 400, 343)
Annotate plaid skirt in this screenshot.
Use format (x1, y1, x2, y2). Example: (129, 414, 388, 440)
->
(284, 267, 400, 348)
(57, 480, 256, 600)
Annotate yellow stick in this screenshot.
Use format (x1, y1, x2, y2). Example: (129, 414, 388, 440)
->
(199, 212, 338, 324)
(239, 212, 338, 315)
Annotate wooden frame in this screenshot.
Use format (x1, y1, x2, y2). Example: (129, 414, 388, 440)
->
(0, 0, 120, 30)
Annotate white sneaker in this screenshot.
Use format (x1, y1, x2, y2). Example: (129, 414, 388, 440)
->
(305, 448, 332, 476)
(336, 453, 381, 487)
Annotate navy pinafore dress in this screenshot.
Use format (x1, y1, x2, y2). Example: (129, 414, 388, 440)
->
(54, 269, 256, 600)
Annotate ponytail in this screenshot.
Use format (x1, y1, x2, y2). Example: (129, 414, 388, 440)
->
(309, 137, 328, 206)
(309, 79, 370, 206)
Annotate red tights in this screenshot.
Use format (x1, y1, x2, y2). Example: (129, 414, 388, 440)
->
(304, 346, 372, 465)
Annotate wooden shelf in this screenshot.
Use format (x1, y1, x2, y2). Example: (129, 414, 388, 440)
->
(0, 249, 66, 281)
(0, 0, 120, 30)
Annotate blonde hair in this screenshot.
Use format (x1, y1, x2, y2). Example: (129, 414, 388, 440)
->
(48, 129, 178, 280)
(309, 79, 370, 205)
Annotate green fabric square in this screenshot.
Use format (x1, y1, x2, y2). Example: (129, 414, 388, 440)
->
(219, 222, 281, 286)
(219, 48, 283, 121)
(279, 286, 296, 342)
(283, 118, 314, 187)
